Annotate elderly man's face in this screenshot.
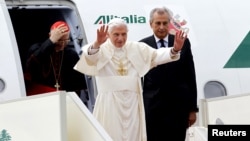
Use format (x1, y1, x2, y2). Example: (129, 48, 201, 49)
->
(150, 12, 170, 39)
(108, 25, 127, 48)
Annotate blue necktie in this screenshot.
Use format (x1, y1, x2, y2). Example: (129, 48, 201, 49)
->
(159, 39, 165, 47)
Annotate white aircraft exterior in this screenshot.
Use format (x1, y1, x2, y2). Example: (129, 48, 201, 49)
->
(1, 0, 250, 127)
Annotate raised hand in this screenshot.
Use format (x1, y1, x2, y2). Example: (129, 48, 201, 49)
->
(93, 25, 109, 48)
(49, 24, 69, 43)
(173, 30, 187, 51)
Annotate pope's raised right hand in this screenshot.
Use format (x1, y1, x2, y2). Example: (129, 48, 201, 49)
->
(93, 25, 108, 48)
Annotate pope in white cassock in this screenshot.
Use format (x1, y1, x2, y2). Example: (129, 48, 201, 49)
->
(74, 18, 187, 141)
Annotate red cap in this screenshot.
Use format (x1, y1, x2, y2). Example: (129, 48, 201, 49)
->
(50, 21, 69, 32)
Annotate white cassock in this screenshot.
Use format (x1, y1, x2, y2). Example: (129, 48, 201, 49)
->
(74, 39, 180, 141)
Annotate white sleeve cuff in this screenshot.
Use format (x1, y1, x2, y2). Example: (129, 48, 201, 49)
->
(88, 45, 100, 55)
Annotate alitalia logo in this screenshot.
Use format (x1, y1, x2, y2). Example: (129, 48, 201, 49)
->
(94, 15, 146, 24)
(224, 31, 250, 68)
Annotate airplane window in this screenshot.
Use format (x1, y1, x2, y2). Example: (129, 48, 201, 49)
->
(0, 79, 5, 93)
(204, 81, 227, 98)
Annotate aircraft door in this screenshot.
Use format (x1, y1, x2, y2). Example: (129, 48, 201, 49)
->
(0, 0, 26, 101)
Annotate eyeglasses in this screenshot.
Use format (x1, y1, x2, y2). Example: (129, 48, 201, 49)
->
(57, 39, 70, 44)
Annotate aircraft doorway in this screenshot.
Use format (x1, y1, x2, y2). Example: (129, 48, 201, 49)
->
(6, 1, 96, 111)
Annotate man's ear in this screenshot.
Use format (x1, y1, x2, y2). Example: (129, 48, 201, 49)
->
(149, 22, 153, 28)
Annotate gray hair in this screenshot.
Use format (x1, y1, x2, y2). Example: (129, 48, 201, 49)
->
(107, 18, 128, 33)
(149, 6, 173, 23)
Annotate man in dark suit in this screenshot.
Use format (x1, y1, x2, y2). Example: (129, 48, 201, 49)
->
(139, 7, 199, 141)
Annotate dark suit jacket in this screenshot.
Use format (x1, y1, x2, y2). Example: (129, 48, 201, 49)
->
(140, 34, 198, 141)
